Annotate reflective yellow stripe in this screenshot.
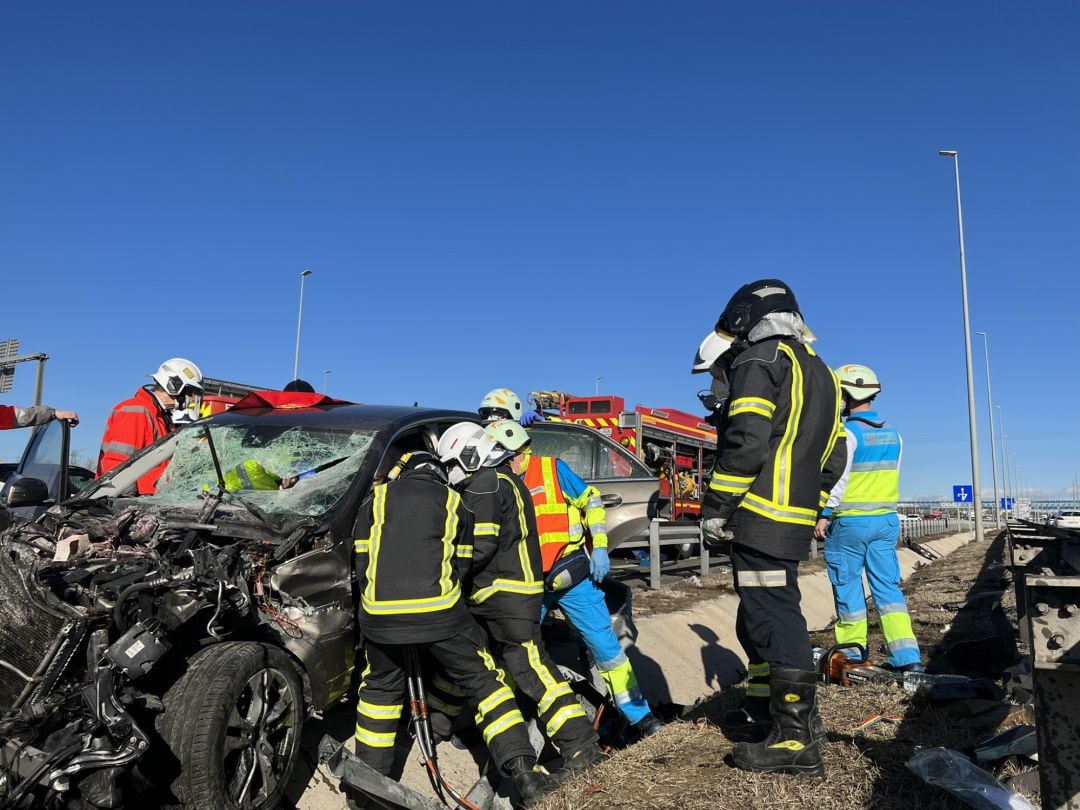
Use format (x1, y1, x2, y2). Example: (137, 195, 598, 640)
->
(363, 486, 388, 607)
(355, 725, 397, 747)
(362, 583, 462, 614)
(729, 396, 777, 419)
(470, 579, 545, 604)
(710, 470, 755, 495)
(477, 686, 515, 719)
(820, 368, 845, 468)
(546, 704, 587, 736)
(482, 709, 525, 744)
(354, 538, 370, 553)
(474, 522, 500, 537)
(358, 701, 403, 720)
(538, 682, 574, 715)
(456, 545, 474, 558)
(440, 490, 460, 597)
(741, 491, 817, 526)
(774, 343, 803, 506)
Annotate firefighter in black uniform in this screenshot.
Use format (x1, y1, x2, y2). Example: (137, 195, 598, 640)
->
(698, 279, 847, 778)
(432, 422, 605, 776)
(350, 451, 555, 805)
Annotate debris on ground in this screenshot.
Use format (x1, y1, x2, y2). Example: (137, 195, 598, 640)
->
(906, 747, 1036, 810)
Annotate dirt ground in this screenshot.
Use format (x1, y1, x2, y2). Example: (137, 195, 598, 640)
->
(536, 530, 1040, 810)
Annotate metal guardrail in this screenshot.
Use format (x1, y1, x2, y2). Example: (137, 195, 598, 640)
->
(618, 520, 709, 590)
(620, 518, 971, 590)
(1007, 519, 1080, 809)
(900, 518, 955, 542)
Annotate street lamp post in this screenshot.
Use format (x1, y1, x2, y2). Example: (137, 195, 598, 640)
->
(976, 332, 1001, 528)
(323, 369, 331, 394)
(995, 405, 1010, 520)
(293, 269, 313, 381)
(939, 150, 984, 541)
(594, 376, 603, 397)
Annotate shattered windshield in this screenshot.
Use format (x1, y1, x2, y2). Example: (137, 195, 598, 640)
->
(141, 423, 378, 518)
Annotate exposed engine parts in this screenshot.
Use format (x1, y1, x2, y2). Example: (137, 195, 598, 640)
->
(0, 496, 326, 809)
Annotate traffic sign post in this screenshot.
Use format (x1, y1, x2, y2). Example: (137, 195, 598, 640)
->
(953, 485, 973, 529)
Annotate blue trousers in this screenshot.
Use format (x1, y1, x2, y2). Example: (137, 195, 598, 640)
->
(542, 579, 651, 725)
(824, 514, 921, 668)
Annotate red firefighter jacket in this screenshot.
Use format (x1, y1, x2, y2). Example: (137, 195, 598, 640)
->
(97, 387, 171, 494)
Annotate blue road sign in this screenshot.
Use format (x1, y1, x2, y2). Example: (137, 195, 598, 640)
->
(953, 485, 973, 503)
(1001, 497, 1016, 509)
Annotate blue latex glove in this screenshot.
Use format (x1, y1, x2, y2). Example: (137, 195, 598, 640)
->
(519, 410, 544, 426)
(590, 547, 610, 582)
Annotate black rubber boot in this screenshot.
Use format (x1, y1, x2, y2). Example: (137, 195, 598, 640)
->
(506, 756, 558, 807)
(731, 668, 825, 777)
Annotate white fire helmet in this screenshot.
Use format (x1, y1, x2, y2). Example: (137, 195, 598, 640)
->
(437, 422, 495, 474)
(152, 358, 204, 397)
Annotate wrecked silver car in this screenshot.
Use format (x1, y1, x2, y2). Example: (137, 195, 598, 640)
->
(0, 397, 474, 810)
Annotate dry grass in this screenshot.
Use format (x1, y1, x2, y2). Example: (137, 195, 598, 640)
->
(537, 532, 1040, 810)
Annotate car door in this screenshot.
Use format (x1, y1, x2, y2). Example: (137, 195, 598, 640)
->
(3, 418, 71, 520)
(526, 422, 658, 550)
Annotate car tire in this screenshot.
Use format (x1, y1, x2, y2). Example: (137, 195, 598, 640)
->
(159, 641, 304, 810)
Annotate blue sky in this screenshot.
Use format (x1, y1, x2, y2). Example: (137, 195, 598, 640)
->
(2, 2, 1078, 500)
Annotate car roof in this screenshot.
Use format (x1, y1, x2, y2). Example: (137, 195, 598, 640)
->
(210, 402, 477, 433)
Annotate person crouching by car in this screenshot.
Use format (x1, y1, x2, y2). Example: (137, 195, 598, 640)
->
(349, 450, 557, 808)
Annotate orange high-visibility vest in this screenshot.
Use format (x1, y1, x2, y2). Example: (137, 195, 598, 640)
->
(523, 456, 573, 572)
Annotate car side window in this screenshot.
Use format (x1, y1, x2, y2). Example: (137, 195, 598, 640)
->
(21, 420, 64, 470)
(594, 442, 638, 479)
(527, 426, 596, 479)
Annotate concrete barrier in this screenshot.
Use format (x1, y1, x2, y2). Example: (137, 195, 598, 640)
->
(629, 531, 976, 707)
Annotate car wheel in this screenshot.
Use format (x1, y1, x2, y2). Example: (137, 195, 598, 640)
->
(160, 641, 304, 810)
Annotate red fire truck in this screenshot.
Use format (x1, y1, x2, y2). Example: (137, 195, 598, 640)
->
(531, 391, 717, 521)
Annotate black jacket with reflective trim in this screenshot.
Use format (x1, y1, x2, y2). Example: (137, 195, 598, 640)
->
(458, 464, 545, 621)
(702, 337, 847, 560)
(352, 468, 474, 643)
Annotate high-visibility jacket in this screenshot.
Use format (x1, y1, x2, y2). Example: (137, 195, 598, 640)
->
(353, 467, 474, 644)
(97, 387, 171, 494)
(223, 460, 282, 491)
(522, 455, 608, 573)
(459, 464, 544, 617)
(702, 337, 848, 560)
(827, 411, 902, 517)
(0, 404, 56, 431)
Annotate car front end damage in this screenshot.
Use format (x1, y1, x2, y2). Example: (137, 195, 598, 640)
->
(0, 417, 377, 809)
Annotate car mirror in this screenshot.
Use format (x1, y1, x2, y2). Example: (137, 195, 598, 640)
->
(4, 477, 52, 508)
